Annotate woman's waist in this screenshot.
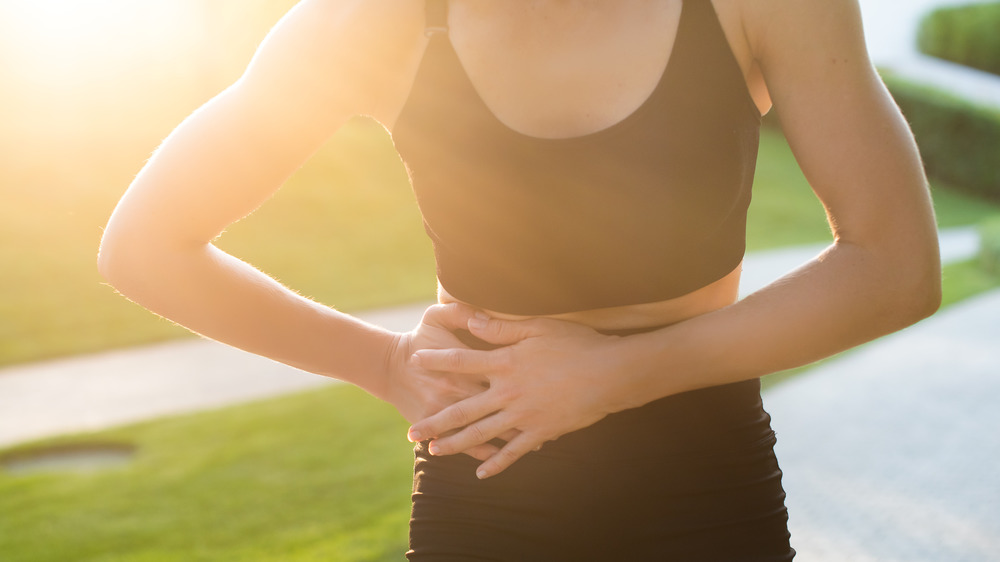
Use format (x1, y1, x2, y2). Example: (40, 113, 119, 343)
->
(438, 262, 742, 332)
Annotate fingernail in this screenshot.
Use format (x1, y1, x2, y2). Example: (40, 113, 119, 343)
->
(468, 317, 486, 330)
(476, 468, 489, 480)
(474, 311, 490, 321)
(409, 353, 422, 366)
(408, 429, 422, 442)
(428, 442, 441, 455)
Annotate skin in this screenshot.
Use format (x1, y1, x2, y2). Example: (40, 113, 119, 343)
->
(99, 0, 941, 479)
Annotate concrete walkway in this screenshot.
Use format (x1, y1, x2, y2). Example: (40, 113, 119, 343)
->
(0, 303, 426, 448)
(769, 18, 1000, 558)
(768, 288, 1000, 561)
(0, 227, 993, 562)
(3, 2, 1000, 559)
(0, 227, 980, 450)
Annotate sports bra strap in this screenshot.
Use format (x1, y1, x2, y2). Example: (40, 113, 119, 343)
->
(425, 0, 449, 37)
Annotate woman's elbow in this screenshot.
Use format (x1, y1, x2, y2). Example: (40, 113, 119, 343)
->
(97, 227, 140, 291)
(97, 219, 174, 295)
(896, 250, 942, 325)
(911, 270, 942, 322)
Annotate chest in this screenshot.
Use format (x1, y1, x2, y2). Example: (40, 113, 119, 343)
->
(443, 0, 762, 139)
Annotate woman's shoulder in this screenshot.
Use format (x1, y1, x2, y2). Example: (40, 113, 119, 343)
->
(726, 0, 867, 62)
(262, 0, 426, 60)
(236, 0, 429, 124)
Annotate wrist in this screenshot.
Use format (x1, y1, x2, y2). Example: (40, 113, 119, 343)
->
(594, 334, 650, 414)
(601, 328, 680, 412)
(368, 330, 410, 402)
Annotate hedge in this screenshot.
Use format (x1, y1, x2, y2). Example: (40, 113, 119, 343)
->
(882, 73, 1000, 201)
(917, 2, 1000, 77)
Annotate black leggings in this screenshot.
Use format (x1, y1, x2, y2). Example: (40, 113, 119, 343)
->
(407, 375, 795, 561)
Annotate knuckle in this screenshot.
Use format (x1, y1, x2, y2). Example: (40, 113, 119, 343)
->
(448, 403, 471, 426)
(442, 302, 466, 319)
(468, 423, 488, 444)
(421, 304, 445, 322)
(443, 350, 462, 369)
(498, 447, 521, 463)
(494, 384, 521, 403)
(490, 319, 509, 336)
(490, 348, 513, 370)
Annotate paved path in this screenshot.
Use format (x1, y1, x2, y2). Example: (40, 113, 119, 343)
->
(767, 22, 1000, 559)
(0, 303, 428, 448)
(3, 3, 1000, 559)
(0, 227, 992, 562)
(0, 228, 980, 450)
(768, 288, 1000, 561)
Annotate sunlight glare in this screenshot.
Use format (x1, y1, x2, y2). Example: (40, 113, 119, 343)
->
(6, 0, 197, 80)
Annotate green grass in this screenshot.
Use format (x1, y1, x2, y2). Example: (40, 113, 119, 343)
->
(4, 125, 998, 368)
(4, 126, 1000, 561)
(746, 129, 832, 249)
(917, 1, 1000, 77)
(940, 257, 1000, 308)
(0, 386, 413, 562)
(746, 128, 1000, 249)
(760, 257, 1000, 391)
(13, 5, 1000, 559)
(2, 254, 997, 561)
(0, 118, 436, 368)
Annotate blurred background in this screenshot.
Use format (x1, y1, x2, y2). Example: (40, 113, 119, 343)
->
(1, 1, 998, 560)
(0, 0, 438, 368)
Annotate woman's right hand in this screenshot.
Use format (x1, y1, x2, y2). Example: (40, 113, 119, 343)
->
(380, 303, 513, 460)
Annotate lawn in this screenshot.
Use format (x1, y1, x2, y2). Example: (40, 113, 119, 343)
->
(3, 124, 1000, 561)
(0, 386, 413, 562)
(0, 118, 436, 368)
(3, 122, 998, 368)
(6, 2, 999, 558)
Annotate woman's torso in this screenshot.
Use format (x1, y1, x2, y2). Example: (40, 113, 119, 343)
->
(389, 0, 773, 331)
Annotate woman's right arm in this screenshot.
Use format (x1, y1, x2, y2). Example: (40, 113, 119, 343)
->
(97, 0, 428, 399)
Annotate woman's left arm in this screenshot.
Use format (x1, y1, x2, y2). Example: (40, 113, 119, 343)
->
(616, 0, 943, 384)
(409, 0, 941, 478)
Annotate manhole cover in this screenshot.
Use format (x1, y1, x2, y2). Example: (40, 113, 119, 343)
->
(0, 443, 136, 474)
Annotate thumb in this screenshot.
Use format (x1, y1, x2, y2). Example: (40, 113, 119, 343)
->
(420, 302, 479, 331)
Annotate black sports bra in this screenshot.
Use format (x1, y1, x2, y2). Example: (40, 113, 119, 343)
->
(392, 0, 761, 315)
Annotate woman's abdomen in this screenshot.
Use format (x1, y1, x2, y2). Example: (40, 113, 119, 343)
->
(438, 262, 743, 332)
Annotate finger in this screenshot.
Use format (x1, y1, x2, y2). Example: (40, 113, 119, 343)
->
(475, 432, 544, 480)
(459, 429, 518, 461)
(428, 411, 514, 456)
(411, 347, 508, 375)
(466, 315, 562, 346)
(461, 442, 502, 462)
(407, 390, 500, 442)
(498, 429, 519, 442)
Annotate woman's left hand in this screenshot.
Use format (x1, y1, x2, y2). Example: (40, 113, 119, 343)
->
(405, 314, 633, 479)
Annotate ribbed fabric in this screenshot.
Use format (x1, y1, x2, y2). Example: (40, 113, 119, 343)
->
(392, 0, 762, 315)
(407, 326, 794, 559)
(407, 376, 794, 561)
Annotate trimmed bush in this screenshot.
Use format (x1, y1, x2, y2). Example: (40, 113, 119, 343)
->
(980, 217, 1000, 274)
(918, 2, 1000, 76)
(882, 73, 1000, 201)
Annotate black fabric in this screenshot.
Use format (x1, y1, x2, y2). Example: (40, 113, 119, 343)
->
(424, 0, 448, 36)
(396, 5, 787, 554)
(407, 378, 794, 561)
(392, 0, 762, 315)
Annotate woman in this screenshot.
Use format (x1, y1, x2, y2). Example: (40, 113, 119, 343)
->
(99, 0, 941, 559)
